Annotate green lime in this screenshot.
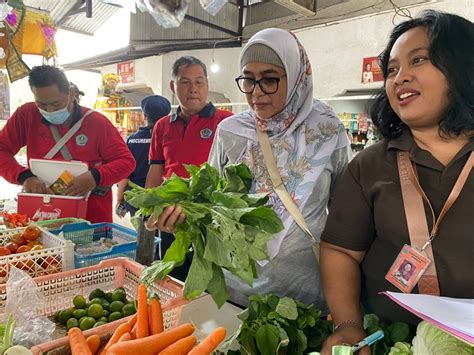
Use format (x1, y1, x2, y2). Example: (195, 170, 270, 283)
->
(102, 309, 110, 318)
(79, 316, 96, 331)
(89, 288, 106, 301)
(73, 295, 87, 309)
(72, 309, 88, 320)
(93, 321, 107, 328)
(66, 318, 79, 330)
(88, 303, 104, 319)
(108, 311, 122, 323)
(99, 298, 110, 310)
(121, 303, 136, 317)
(99, 316, 108, 323)
(109, 301, 125, 313)
(57, 309, 73, 325)
(111, 289, 127, 303)
(105, 292, 114, 303)
(90, 298, 104, 306)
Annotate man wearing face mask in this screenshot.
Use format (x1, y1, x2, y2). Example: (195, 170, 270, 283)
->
(0, 65, 135, 223)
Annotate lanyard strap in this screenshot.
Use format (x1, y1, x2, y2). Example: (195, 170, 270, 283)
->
(397, 150, 473, 295)
(401, 150, 473, 241)
(256, 128, 318, 245)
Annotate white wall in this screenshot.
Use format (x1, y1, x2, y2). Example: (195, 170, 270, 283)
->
(296, 0, 474, 99)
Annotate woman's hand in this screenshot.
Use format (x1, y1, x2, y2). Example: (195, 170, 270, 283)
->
(145, 205, 186, 233)
(321, 325, 370, 355)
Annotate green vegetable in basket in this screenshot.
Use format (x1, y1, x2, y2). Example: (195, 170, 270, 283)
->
(89, 288, 107, 301)
(72, 309, 87, 320)
(94, 321, 107, 328)
(79, 317, 96, 331)
(111, 289, 127, 303)
(110, 301, 125, 313)
(57, 309, 73, 325)
(122, 303, 136, 317)
(88, 304, 104, 319)
(126, 163, 284, 308)
(0, 314, 15, 355)
(108, 312, 122, 322)
(66, 318, 79, 331)
(73, 295, 87, 309)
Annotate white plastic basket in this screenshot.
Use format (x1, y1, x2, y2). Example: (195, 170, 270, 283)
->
(0, 227, 74, 283)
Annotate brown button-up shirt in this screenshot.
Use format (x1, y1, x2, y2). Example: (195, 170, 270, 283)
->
(322, 128, 474, 326)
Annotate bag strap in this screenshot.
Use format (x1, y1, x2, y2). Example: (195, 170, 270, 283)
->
(44, 110, 94, 160)
(397, 151, 440, 296)
(256, 129, 318, 251)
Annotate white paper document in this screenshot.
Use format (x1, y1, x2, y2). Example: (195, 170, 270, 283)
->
(383, 291, 474, 344)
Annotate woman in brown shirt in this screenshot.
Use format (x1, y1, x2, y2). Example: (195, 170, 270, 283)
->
(320, 10, 474, 354)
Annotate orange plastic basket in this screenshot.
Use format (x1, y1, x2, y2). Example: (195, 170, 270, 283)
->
(1, 258, 186, 354)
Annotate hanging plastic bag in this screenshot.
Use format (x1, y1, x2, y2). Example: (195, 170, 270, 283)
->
(138, 0, 190, 28)
(4, 267, 55, 348)
(200, 0, 228, 16)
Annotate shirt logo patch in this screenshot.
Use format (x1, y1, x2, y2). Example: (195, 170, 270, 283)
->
(200, 128, 213, 139)
(76, 134, 88, 146)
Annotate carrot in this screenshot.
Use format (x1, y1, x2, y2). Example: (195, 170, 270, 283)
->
(100, 322, 131, 355)
(68, 327, 92, 355)
(149, 297, 164, 335)
(158, 335, 197, 355)
(127, 313, 137, 328)
(188, 327, 227, 355)
(86, 334, 101, 355)
(130, 323, 137, 339)
(107, 323, 195, 355)
(118, 332, 132, 342)
(136, 283, 149, 339)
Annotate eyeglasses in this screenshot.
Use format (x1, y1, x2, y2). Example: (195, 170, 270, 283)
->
(235, 75, 286, 94)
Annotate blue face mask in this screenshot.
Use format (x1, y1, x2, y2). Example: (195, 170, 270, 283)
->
(39, 105, 70, 125)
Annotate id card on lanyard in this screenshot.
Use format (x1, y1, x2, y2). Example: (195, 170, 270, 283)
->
(385, 151, 474, 294)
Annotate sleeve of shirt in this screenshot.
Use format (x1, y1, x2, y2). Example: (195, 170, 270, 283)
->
(321, 157, 375, 251)
(0, 106, 31, 184)
(93, 114, 136, 186)
(208, 126, 228, 176)
(149, 121, 164, 164)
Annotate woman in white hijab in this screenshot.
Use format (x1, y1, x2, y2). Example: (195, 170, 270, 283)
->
(208, 28, 351, 309)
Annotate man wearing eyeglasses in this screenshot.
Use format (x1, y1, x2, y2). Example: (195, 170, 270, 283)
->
(145, 56, 233, 280)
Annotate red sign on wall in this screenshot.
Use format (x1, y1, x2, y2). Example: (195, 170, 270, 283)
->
(361, 57, 383, 83)
(117, 60, 135, 84)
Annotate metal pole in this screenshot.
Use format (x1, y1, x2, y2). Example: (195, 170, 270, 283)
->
(135, 217, 155, 265)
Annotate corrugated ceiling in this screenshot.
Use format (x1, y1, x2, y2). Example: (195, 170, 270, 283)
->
(23, 0, 119, 35)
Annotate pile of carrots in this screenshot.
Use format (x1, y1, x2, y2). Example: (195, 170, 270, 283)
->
(68, 283, 227, 355)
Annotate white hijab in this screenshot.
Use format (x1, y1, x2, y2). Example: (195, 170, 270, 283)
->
(219, 28, 349, 262)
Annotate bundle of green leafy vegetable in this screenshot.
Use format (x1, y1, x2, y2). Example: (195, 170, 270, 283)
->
(0, 315, 15, 354)
(125, 163, 284, 307)
(364, 314, 411, 355)
(224, 294, 334, 355)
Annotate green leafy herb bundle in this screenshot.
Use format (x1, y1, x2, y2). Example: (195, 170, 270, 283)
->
(125, 163, 284, 307)
(226, 294, 333, 355)
(364, 314, 412, 355)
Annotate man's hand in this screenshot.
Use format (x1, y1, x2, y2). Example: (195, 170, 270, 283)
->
(23, 176, 53, 194)
(65, 171, 97, 197)
(145, 205, 186, 233)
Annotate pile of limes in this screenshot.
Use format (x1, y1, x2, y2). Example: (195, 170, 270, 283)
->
(55, 287, 137, 331)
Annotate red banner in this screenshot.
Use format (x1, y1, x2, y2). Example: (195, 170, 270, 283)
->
(117, 60, 135, 84)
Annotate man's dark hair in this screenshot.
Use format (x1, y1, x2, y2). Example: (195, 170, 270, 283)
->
(171, 56, 207, 79)
(370, 10, 474, 139)
(28, 65, 70, 94)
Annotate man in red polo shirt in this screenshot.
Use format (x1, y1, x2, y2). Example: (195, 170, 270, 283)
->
(146, 56, 233, 279)
(0, 66, 135, 223)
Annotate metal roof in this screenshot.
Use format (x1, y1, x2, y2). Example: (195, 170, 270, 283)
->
(24, 0, 119, 35)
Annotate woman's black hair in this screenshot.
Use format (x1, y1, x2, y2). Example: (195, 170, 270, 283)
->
(370, 10, 474, 139)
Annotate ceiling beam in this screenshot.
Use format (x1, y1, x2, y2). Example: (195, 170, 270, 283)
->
(274, 0, 317, 16)
(184, 14, 240, 37)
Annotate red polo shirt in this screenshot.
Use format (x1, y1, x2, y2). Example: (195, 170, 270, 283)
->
(0, 102, 135, 223)
(149, 103, 233, 179)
